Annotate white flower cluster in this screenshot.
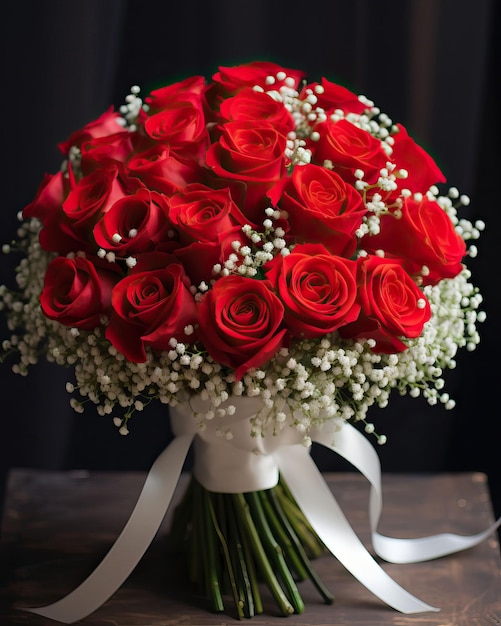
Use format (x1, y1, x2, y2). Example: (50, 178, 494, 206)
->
(0, 200, 484, 444)
(0, 73, 486, 443)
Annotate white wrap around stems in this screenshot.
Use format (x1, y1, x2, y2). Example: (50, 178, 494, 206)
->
(25, 396, 501, 623)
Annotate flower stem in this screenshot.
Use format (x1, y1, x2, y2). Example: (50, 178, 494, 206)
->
(245, 491, 305, 614)
(275, 483, 325, 558)
(267, 486, 334, 604)
(200, 485, 225, 612)
(207, 492, 243, 617)
(170, 475, 333, 618)
(234, 500, 264, 616)
(257, 489, 309, 580)
(233, 492, 296, 616)
(225, 494, 259, 617)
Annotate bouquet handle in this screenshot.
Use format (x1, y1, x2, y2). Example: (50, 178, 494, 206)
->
(22, 421, 501, 623)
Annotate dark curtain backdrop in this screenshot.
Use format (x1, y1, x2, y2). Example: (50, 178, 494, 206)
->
(1, 0, 499, 526)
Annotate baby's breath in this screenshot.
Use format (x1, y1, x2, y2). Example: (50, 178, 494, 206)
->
(0, 210, 484, 440)
(0, 70, 486, 444)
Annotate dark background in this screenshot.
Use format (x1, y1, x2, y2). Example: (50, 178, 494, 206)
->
(1, 0, 499, 534)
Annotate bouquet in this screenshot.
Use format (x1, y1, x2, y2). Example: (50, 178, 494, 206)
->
(0, 60, 489, 621)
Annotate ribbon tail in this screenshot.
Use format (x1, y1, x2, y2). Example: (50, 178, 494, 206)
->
(276, 445, 439, 614)
(311, 419, 501, 565)
(373, 519, 501, 564)
(23, 433, 194, 624)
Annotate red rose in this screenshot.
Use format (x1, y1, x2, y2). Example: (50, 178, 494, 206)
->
(23, 170, 67, 225)
(22, 171, 89, 254)
(62, 164, 129, 237)
(144, 95, 209, 159)
(145, 75, 207, 114)
(40, 255, 119, 330)
(340, 255, 431, 353)
(79, 131, 133, 173)
(58, 108, 125, 154)
(205, 120, 288, 222)
(126, 145, 202, 194)
(277, 163, 366, 256)
(217, 87, 295, 132)
(265, 243, 360, 338)
(390, 124, 446, 192)
(168, 184, 247, 244)
(365, 196, 466, 285)
(210, 61, 304, 96)
(106, 253, 197, 362)
(93, 188, 172, 258)
(205, 61, 305, 122)
(167, 184, 249, 286)
(173, 225, 249, 288)
(311, 118, 388, 184)
(197, 274, 287, 379)
(300, 78, 368, 116)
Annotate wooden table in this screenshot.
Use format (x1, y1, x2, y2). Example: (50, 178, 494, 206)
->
(1, 470, 500, 625)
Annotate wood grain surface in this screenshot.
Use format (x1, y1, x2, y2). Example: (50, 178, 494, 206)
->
(1, 470, 500, 625)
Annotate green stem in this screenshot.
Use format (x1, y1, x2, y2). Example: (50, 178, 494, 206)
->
(207, 492, 243, 617)
(225, 494, 256, 618)
(233, 493, 296, 616)
(245, 491, 304, 614)
(234, 500, 264, 616)
(276, 486, 325, 559)
(171, 476, 334, 617)
(257, 490, 309, 580)
(267, 487, 334, 605)
(201, 488, 225, 612)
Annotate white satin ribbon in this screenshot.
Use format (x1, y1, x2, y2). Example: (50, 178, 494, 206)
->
(23, 398, 501, 623)
(276, 445, 439, 613)
(308, 419, 501, 564)
(25, 433, 193, 623)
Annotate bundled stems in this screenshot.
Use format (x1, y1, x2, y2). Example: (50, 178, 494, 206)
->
(168, 474, 334, 618)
